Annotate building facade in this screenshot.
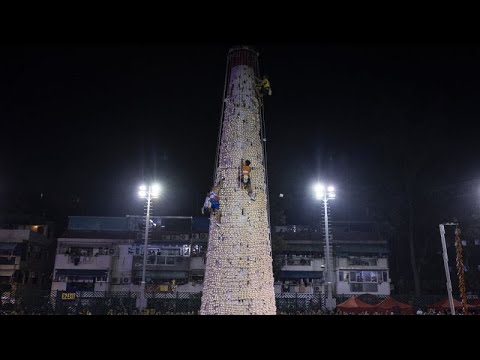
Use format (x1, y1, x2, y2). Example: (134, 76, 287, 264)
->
(273, 221, 390, 297)
(51, 216, 209, 294)
(0, 222, 55, 303)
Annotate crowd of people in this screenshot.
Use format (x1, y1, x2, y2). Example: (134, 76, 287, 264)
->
(3, 302, 472, 315)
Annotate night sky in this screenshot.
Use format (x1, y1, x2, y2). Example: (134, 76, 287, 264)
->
(2, 44, 480, 226)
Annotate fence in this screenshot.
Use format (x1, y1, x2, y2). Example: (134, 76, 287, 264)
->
(1, 290, 478, 314)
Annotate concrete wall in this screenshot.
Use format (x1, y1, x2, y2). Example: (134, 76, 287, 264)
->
(111, 245, 133, 284)
(177, 282, 203, 293)
(190, 257, 206, 271)
(0, 229, 30, 242)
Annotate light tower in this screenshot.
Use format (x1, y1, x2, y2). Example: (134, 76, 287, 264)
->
(314, 183, 336, 311)
(200, 46, 276, 315)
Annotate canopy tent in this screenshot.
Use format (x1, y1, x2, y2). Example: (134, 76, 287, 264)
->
(374, 296, 413, 315)
(429, 298, 475, 311)
(336, 296, 375, 314)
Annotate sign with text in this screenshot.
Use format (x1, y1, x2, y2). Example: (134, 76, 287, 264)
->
(61, 292, 76, 301)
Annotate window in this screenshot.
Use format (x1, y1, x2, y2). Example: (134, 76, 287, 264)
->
(0, 257, 15, 265)
(382, 271, 388, 282)
(475, 240, 480, 246)
(461, 240, 467, 246)
(66, 247, 94, 256)
(339, 271, 344, 281)
(348, 271, 382, 283)
(350, 283, 378, 293)
(350, 283, 363, 292)
(364, 283, 378, 292)
(347, 257, 377, 266)
(163, 249, 180, 256)
(356, 273, 363, 282)
(286, 255, 312, 266)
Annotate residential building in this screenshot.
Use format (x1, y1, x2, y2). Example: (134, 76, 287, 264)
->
(273, 221, 390, 296)
(51, 215, 209, 294)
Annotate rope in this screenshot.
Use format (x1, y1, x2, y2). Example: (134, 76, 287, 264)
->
(255, 50, 273, 242)
(213, 51, 230, 185)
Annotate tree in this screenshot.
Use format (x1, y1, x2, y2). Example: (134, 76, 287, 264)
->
(374, 95, 448, 296)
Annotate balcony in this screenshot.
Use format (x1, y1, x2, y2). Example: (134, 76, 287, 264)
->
(133, 255, 190, 271)
(190, 257, 206, 271)
(338, 257, 388, 269)
(0, 256, 20, 271)
(282, 257, 324, 272)
(54, 254, 112, 270)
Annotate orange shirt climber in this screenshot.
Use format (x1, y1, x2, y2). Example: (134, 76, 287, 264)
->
(242, 160, 251, 176)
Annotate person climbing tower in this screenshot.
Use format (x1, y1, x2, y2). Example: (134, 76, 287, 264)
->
(203, 180, 223, 225)
(256, 75, 272, 97)
(201, 192, 211, 215)
(209, 189, 221, 226)
(241, 160, 255, 200)
(241, 159, 251, 189)
(209, 190, 220, 216)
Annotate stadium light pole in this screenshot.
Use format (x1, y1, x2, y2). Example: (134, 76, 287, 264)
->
(314, 183, 336, 312)
(138, 183, 161, 311)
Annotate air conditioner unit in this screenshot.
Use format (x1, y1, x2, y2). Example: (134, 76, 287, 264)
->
(109, 249, 115, 255)
(200, 233, 208, 240)
(174, 235, 180, 240)
(314, 286, 322, 293)
(192, 233, 200, 240)
(180, 234, 189, 241)
(123, 278, 130, 283)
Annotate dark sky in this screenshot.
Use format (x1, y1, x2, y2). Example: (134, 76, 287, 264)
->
(1, 44, 480, 224)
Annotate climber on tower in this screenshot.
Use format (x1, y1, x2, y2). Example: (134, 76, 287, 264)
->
(241, 160, 255, 199)
(256, 75, 272, 97)
(209, 190, 220, 215)
(202, 180, 223, 224)
(201, 192, 211, 215)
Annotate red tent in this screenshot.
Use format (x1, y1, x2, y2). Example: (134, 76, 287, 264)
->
(429, 298, 475, 311)
(374, 296, 413, 315)
(337, 296, 375, 314)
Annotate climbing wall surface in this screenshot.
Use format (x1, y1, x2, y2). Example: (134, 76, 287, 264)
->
(200, 47, 276, 315)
